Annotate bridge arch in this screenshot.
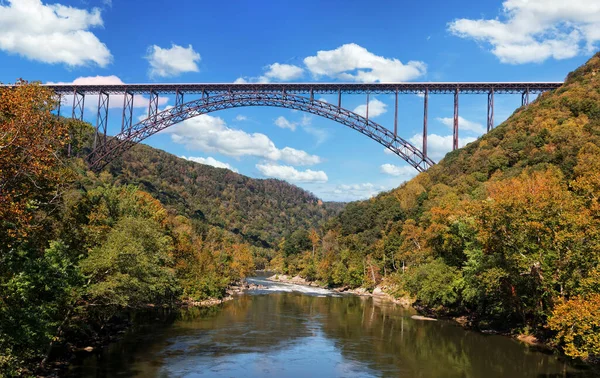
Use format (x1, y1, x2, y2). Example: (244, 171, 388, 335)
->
(88, 92, 435, 171)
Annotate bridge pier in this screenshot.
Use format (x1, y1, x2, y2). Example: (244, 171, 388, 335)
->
(94, 91, 109, 149)
(175, 89, 185, 107)
(453, 88, 459, 151)
(521, 88, 530, 106)
(148, 90, 159, 123)
(423, 88, 428, 159)
(72, 89, 85, 121)
(121, 90, 134, 134)
(394, 88, 398, 138)
(487, 89, 494, 132)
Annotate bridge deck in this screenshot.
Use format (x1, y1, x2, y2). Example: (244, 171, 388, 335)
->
(36, 82, 563, 95)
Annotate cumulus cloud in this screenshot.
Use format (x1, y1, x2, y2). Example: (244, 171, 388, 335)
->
(263, 63, 304, 81)
(235, 115, 247, 121)
(274, 116, 297, 131)
(182, 156, 238, 172)
(49, 75, 168, 111)
(437, 116, 485, 134)
(0, 0, 111, 67)
(256, 163, 328, 183)
(236, 62, 303, 83)
(448, 0, 600, 64)
(409, 133, 477, 160)
(380, 164, 418, 180)
(165, 114, 321, 166)
(353, 98, 388, 118)
(303, 43, 426, 82)
(331, 183, 388, 201)
(146, 44, 201, 78)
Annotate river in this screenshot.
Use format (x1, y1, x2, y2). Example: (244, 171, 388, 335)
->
(68, 275, 597, 377)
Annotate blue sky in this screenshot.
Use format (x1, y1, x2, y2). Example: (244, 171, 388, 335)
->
(1, 0, 598, 201)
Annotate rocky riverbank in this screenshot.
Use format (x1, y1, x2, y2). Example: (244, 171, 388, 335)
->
(266, 274, 413, 307)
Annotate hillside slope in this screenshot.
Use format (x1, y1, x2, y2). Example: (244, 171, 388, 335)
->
(280, 53, 600, 361)
(103, 144, 343, 248)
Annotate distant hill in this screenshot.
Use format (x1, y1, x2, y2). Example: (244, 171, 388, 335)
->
(102, 143, 344, 248)
(279, 53, 600, 359)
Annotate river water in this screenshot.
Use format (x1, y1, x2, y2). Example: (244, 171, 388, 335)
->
(68, 275, 597, 377)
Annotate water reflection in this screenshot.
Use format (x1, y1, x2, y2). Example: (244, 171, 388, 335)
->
(69, 282, 597, 378)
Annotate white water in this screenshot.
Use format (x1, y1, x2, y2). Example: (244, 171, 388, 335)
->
(246, 277, 341, 296)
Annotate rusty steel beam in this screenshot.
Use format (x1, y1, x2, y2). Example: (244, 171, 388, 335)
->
(394, 88, 398, 138)
(93, 91, 109, 149)
(453, 87, 459, 151)
(39, 82, 563, 95)
(423, 88, 429, 159)
(72, 89, 85, 121)
(121, 90, 134, 134)
(88, 92, 435, 172)
(487, 89, 494, 132)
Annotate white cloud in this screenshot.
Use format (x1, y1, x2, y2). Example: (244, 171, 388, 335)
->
(409, 133, 477, 160)
(165, 114, 321, 166)
(146, 44, 200, 78)
(437, 116, 485, 134)
(303, 43, 426, 82)
(380, 164, 418, 180)
(236, 62, 303, 83)
(263, 63, 304, 81)
(182, 156, 238, 172)
(274, 116, 297, 131)
(235, 115, 247, 121)
(256, 163, 328, 183)
(353, 98, 388, 118)
(332, 183, 387, 201)
(0, 0, 111, 67)
(448, 0, 600, 64)
(49, 75, 168, 111)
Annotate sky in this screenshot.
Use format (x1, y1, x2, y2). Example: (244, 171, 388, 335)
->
(1, 0, 599, 201)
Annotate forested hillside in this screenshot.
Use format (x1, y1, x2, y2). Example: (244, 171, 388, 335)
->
(104, 144, 343, 247)
(0, 82, 343, 375)
(276, 53, 600, 362)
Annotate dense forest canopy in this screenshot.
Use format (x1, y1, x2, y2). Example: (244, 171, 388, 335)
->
(276, 53, 600, 362)
(0, 82, 341, 375)
(2, 52, 600, 375)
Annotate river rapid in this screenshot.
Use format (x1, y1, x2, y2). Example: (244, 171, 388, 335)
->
(67, 274, 597, 377)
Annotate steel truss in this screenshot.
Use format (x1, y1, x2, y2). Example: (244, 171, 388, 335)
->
(40, 82, 563, 96)
(88, 92, 435, 172)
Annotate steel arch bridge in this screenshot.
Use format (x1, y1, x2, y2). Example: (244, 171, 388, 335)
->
(89, 91, 435, 171)
(17, 81, 562, 171)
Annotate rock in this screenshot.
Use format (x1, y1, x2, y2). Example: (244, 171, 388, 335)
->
(372, 286, 384, 296)
(411, 315, 437, 321)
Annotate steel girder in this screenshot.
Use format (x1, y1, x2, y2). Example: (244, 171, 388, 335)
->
(88, 92, 435, 172)
(36, 82, 563, 96)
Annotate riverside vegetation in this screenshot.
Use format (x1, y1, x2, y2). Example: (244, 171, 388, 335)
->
(0, 82, 341, 376)
(1, 53, 600, 376)
(271, 53, 600, 363)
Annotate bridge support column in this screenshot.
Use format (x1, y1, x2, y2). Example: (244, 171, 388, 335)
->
(487, 89, 494, 132)
(56, 94, 62, 118)
(148, 90, 159, 122)
(121, 90, 134, 134)
(337, 89, 341, 110)
(175, 89, 184, 107)
(423, 88, 428, 158)
(93, 91, 109, 149)
(453, 88, 459, 150)
(310, 87, 314, 102)
(72, 89, 85, 121)
(521, 88, 530, 106)
(394, 88, 398, 138)
(366, 93, 369, 122)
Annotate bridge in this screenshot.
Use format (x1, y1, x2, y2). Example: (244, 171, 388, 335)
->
(44, 82, 563, 171)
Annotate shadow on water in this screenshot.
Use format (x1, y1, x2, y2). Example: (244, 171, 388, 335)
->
(68, 283, 600, 378)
